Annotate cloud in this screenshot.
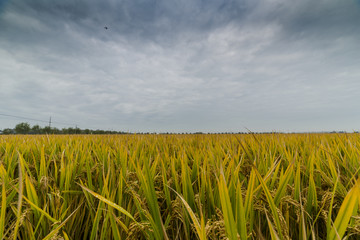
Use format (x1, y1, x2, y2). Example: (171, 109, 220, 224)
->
(1, 0, 360, 132)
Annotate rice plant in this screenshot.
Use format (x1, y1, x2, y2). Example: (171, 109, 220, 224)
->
(0, 133, 359, 239)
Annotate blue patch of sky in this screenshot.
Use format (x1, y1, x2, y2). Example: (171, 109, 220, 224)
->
(0, 0, 10, 14)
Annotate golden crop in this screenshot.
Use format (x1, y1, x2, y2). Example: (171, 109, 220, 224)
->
(0, 134, 359, 239)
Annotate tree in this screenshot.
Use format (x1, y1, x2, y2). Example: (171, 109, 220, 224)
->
(52, 127, 60, 134)
(2, 128, 14, 134)
(15, 122, 30, 134)
(31, 125, 41, 134)
(67, 127, 75, 134)
(43, 126, 51, 134)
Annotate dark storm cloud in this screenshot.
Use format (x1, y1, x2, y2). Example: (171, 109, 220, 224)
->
(3, 0, 359, 50)
(1, 0, 360, 132)
(3, 0, 250, 36)
(279, 1, 360, 35)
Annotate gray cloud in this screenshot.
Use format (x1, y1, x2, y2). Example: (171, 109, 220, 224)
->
(1, 0, 360, 132)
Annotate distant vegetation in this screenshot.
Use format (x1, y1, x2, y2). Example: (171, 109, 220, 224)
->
(0, 122, 352, 135)
(0, 122, 127, 135)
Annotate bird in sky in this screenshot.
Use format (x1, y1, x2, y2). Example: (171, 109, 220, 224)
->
(104, 26, 108, 30)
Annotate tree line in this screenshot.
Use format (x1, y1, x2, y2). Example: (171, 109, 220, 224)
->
(1, 122, 127, 135)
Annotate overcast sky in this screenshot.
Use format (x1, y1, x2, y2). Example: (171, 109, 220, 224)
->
(1, 0, 360, 132)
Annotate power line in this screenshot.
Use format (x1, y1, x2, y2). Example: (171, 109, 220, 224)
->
(0, 113, 48, 123)
(0, 113, 77, 127)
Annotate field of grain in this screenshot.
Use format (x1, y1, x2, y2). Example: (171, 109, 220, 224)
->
(0, 134, 359, 239)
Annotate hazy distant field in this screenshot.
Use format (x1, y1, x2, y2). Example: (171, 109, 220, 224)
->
(0, 134, 359, 239)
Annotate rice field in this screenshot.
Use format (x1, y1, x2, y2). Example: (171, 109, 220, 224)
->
(0, 133, 359, 239)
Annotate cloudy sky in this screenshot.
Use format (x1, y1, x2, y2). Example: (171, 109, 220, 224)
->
(1, 0, 360, 132)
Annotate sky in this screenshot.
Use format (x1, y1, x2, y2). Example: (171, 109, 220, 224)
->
(1, 0, 360, 133)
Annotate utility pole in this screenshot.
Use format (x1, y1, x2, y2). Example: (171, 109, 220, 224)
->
(49, 116, 51, 128)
